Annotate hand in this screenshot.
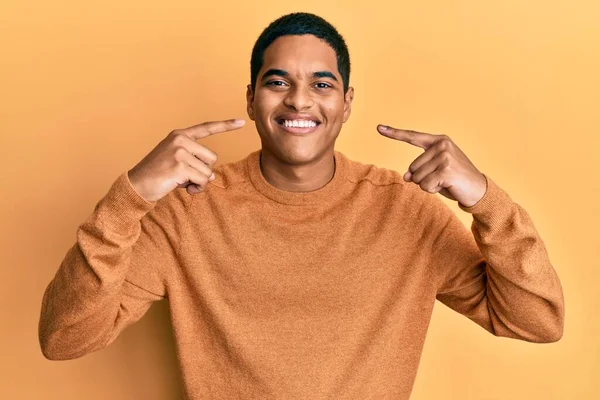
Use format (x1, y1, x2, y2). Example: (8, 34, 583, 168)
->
(127, 119, 246, 202)
(377, 124, 487, 207)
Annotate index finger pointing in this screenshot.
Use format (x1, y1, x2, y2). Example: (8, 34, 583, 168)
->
(183, 119, 246, 140)
(377, 124, 438, 149)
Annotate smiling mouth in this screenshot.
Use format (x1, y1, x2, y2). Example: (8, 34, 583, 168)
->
(275, 119, 321, 134)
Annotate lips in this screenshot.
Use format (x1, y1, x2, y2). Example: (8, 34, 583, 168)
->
(276, 112, 320, 123)
(275, 119, 320, 134)
(275, 113, 322, 135)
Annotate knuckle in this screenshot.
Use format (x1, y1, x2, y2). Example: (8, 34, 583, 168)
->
(173, 147, 188, 161)
(169, 129, 183, 138)
(200, 147, 217, 165)
(202, 123, 216, 134)
(438, 137, 452, 149)
(175, 162, 187, 175)
(171, 133, 187, 146)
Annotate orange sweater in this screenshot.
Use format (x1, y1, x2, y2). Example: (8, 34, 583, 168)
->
(39, 149, 564, 399)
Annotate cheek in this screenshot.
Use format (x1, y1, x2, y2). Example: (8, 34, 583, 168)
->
(324, 98, 345, 122)
(254, 91, 282, 115)
(253, 93, 282, 134)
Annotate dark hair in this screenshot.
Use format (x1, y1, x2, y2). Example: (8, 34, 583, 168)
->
(250, 12, 351, 93)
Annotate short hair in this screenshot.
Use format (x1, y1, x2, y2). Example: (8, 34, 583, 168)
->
(250, 12, 351, 93)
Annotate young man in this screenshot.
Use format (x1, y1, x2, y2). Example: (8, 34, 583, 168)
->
(39, 12, 565, 399)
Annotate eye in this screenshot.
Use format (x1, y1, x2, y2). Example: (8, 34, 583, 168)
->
(314, 82, 332, 89)
(266, 80, 288, 87)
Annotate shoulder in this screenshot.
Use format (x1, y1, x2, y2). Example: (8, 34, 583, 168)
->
(340, 151, 422, 201)
(341, 151, 457, 219)
(203, 153, 250, 190)
(343, 153, 404, 187)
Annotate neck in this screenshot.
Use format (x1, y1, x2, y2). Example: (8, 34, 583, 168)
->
(259, 149, 336, 192)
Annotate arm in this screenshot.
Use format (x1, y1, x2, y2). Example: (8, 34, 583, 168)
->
(431, 174, 565, 343)
(38, 171, 190, 360)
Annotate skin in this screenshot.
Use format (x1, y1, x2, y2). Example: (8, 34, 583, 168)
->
(377, 125, 487, 207)
(245, 33, 486, 206)
(128, 119, 247, 202)
(246, 34, 354, 192)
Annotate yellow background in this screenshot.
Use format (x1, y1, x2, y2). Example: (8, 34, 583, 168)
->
(1, 0, 598, 398)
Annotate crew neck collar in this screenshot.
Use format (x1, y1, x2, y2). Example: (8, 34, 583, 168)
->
(247, 149, 348, 206)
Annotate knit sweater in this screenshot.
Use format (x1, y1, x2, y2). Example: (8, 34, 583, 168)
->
(39, 149, 565, 399)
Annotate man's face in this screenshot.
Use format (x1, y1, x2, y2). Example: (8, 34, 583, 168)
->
(247, 34, 354, 165)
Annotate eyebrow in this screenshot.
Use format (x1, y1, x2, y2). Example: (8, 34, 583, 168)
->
(261, 68, 339, 82)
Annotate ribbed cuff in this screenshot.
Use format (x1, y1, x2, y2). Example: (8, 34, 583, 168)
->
(458, 174, 513, 222)
(94, 171, 157, 232)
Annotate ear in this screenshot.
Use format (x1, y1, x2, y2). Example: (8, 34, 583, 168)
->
(246, 84, 255, 121)
(343, 86, 354, 123)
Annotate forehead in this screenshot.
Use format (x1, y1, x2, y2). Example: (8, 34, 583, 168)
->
(260, 34, 339, 79)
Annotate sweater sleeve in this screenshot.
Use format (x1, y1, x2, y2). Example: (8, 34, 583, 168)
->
(38, 171, 190, 360)
(431, 174, 565, 343)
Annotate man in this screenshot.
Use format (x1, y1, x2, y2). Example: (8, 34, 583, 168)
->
(39, 12, 565, 399)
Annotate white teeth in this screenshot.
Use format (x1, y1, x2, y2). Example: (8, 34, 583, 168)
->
(283, 120, 317, 128)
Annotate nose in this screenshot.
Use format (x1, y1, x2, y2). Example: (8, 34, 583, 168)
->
(283, 85, 314, 111)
